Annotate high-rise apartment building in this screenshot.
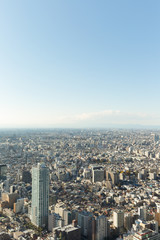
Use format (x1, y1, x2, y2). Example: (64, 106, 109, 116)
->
(124, 213, 133, 231)
(78, 211, 93, 239)
(92, 215, 108, 240)
(0, 164, 7, 180)
(138, 205, 147, 221)
(113, 210, 124, 228)
(31, 163, 49, 227)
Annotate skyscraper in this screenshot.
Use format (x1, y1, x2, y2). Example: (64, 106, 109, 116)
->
(31, 163, 49, 227)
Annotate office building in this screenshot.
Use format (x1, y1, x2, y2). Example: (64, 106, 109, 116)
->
(54, 220, 81, 240)
(92, 169, 104, 183)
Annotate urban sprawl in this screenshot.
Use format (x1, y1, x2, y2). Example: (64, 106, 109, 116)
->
(0, 129, 160, 240)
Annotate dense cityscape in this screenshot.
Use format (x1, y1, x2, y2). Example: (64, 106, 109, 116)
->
(1, 0, 160, 239)
(0, 129, 160, 239)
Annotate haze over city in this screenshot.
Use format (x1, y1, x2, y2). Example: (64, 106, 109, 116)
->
(0, 0, 160, 128)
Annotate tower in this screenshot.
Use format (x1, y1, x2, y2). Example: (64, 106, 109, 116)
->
(31, 163, 49, 227)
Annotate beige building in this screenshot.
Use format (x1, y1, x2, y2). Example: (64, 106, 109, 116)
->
(1, 192, 19, 209)
(106, 171, 119, 185)
(113, 210, 124, 228)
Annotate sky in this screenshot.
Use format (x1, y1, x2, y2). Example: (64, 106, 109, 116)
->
(0, 0, 160, 128)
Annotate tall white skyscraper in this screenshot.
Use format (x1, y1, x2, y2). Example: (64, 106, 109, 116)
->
(31, 163, 49, 227)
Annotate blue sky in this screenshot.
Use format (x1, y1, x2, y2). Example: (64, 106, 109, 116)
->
(0, 0, 160, 128)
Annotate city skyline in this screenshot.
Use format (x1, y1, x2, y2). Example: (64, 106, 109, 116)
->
(0, 128, 160, 238)
(0, 1, 160, 128)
